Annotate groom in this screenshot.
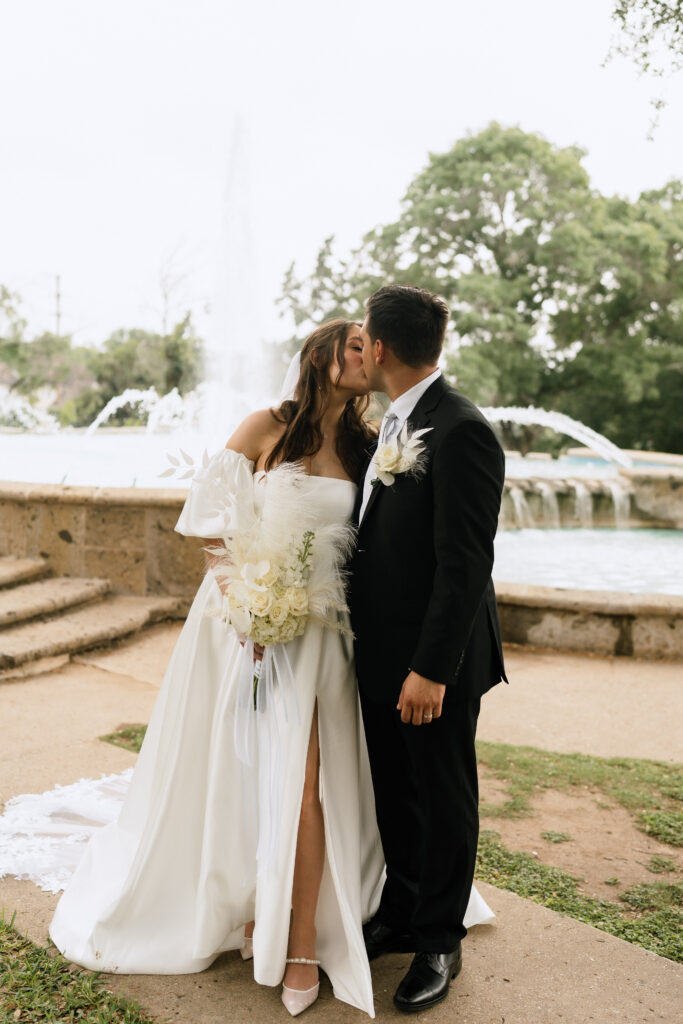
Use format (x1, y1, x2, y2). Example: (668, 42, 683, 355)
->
(349, 285, 507, 1013)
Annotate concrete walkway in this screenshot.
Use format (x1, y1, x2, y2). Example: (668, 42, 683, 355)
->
(1, 629, 682, 1023)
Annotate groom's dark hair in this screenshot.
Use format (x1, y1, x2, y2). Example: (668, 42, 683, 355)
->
(365, 285, 449, 368)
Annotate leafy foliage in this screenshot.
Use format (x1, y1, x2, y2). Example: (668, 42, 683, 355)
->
(610, 1, 683, 76)
(280, 124, 683, 454)
(0, 314, 204, 427)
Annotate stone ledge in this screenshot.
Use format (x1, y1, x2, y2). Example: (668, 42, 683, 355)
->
(495, 581, 683, 618)
(0, 576, 112, 627)
(0, 480, 186, 507)
(495, 582, 682, 660)
(620, 466, 683, 482)
(0, 556, 49, 589)
(0, 594, 190, 669)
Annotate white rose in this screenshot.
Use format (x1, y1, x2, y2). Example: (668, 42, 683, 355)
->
(286, 587, 309, 616)
(269, 599, 289, 625)
(374, 443, 403, 475)
(249, 589, 273, 615)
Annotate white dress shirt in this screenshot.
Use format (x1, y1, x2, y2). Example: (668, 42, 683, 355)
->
(359, 368, 442, 522)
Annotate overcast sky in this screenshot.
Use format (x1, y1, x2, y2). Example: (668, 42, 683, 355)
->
(2, 0, 682, 352)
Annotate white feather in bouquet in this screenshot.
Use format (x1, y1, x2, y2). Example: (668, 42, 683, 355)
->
(204, 459, 355, 646)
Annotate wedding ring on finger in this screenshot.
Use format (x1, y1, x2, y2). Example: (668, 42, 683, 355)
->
(423, 713, 433, 721)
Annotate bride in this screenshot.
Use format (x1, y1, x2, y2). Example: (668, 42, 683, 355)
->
(47, 319, 493, 1018)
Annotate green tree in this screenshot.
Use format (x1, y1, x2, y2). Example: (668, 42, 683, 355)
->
(608, 1, 683, 130)
(279, 124, 683, 454)
(66, 314, 204, 426)
(551, 181, 683, 451)
(610, 1, 683, 76)
(0, 285, 26, 344)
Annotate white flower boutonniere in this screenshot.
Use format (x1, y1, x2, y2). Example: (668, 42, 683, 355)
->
(372, 424, 433, 487)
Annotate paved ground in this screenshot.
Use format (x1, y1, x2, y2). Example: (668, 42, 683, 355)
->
(1, 629, 682, 1022)
(479, 644, 683, 762)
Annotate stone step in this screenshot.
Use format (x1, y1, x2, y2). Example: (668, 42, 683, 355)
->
(0, 594, 190, 670)
(0, 577, 112, 628)
(0, 557, 49, 589)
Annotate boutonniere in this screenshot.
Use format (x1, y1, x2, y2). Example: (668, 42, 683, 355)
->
(371, 424, 433, 487)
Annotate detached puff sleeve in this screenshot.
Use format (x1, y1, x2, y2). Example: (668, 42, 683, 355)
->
(174, 448, 256, 540)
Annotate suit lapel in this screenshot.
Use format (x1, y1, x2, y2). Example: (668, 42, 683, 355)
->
(358, 376, 449, 532)
(406, 374, 448, 431)
(358, 455, 382, 527)
(353, 439, 378, 527)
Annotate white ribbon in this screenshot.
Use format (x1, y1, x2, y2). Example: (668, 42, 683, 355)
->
(233, 640, 301, 871)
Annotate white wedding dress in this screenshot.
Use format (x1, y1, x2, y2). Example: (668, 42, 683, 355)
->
(2, 449, 494, 1018)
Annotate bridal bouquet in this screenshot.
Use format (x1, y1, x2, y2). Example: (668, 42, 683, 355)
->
(167, 454, 355, 712)
(203, 466, 353, 643)
(207, 529, 314, 647)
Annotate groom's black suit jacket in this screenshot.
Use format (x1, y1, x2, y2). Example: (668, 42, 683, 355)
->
(349, 376, 507, 705)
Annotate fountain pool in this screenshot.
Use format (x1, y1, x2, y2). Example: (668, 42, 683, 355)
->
(1, 433, 681, 490)
(494, 528, 683, 596)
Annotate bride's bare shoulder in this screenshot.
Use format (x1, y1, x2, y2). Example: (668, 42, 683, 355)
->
(224, 407, 284, 462)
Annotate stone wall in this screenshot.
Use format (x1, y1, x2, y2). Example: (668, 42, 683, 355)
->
(621, 468, 683, 530)
(1, 477, 681, 659)
(496, 583, 683, 660)
(501, 467, 683, 530)
(0, 481, 202, 596)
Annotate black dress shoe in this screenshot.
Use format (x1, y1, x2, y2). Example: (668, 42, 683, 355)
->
(393, 945, 462, 1013)
(362, 917, 414, 961)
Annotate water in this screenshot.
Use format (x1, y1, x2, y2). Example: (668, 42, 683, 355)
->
(0, 431, 207, 489)
(508, 485, 534, 528)
(494, 529, 683, 595)
(483, 406, 633, 468)
(536, 482, 561, 528)
(572, 481, 593, 528)
(504, 454, 674, 479)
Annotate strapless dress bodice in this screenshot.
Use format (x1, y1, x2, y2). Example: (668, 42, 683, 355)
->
(253, 470, 356, 529)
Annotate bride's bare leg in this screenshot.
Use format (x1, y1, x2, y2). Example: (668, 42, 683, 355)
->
(284, 702, 324, 991)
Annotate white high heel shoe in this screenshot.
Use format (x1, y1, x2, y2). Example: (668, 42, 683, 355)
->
(281, 957, 321, 1017)
(240, 934, 253, 961)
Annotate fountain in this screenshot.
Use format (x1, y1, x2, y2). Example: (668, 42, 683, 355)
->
(0, 111, 681, 661)
(536, 481, 561, 529)
(0, 385, 59, 432)
(572, 481, 594, 528)
(507, 486, 534, 529)
(482, 406, 633, 469)
(605, 480, 631, 529)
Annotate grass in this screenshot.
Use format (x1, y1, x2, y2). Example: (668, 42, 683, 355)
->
(476, 831, 683, 963)
(0, 912, 156, 1024)
(647, 855, 677, 874)
(540, 830, 571, 844)
(641, 810, 683, 847)
(98, 729, 683, 962)
(476, 740, 683, 847)
(475, 742, 683, 962)
(100, 725, 147, 754)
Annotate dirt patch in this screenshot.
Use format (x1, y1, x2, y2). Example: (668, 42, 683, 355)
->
(479, 776, 682, 901)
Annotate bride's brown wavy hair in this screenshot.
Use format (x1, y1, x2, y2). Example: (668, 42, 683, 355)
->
(266, 319, 375, 483)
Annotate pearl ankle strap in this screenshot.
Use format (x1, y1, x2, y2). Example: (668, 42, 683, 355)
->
(286, 957, 321, 966)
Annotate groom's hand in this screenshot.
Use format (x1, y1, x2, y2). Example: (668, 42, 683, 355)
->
(397, 671, 446, 726)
